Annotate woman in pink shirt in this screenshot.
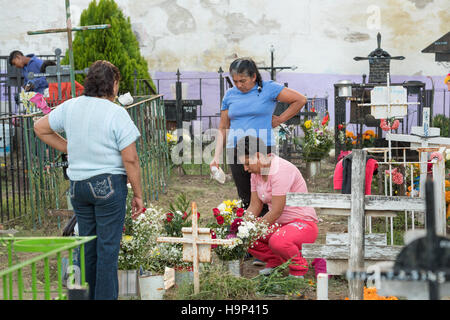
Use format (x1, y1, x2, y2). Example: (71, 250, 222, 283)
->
(237, 136, 318, 277)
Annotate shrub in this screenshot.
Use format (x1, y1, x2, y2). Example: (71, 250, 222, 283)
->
(62, 0, 155, 94)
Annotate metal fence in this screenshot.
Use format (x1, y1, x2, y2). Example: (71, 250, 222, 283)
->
(0, 95, 169, 226)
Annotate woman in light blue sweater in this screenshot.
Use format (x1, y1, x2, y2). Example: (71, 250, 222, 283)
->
(34, 60, 143, 300)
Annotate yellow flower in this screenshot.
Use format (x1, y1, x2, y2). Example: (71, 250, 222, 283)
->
(224, 200, 233, 207)
(166, 132, 176, 143)
(304, 120, 312, 129)
(123, 235, 133, 242)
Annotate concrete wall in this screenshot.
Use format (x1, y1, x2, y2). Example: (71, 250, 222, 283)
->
(1, 0, 449, 129)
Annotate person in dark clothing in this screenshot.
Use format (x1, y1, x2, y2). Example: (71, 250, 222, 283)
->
(9, 51, 48, 94)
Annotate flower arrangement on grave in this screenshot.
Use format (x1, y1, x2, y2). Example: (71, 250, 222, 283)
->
(118, 203, 166, 271)
(159, 193, 194, 271)
(119, 191, 194, 273)
(300, 113, 334, 162)
(361, 129, 377, 148)
(385, 167, 404, 185)
(209, 199, 274, 261)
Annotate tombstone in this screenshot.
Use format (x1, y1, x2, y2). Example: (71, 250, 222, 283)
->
(157, 202, 237, 294)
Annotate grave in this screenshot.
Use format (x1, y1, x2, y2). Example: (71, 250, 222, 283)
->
(157, 202, 237, 294)
(285, 149, 448, 299)
(26, 0, 110, 98)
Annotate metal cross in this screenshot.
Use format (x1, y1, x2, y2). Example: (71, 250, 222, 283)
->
(258, 45, 297, 81)
(157, 202, 237, 294)
(27, 0, 110, 98)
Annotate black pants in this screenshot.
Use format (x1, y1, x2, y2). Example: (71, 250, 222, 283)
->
(227, 148, 271, 217)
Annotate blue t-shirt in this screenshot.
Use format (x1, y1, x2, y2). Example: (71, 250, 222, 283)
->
(48, 95, 141, 181)
(221, 80, 284, 148)
(23, 54, 48, 94)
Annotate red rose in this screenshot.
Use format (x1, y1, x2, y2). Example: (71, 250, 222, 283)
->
(230, 218, 243, 233)
(216, 216, 225, 225)
(212, 208, 220, 217)
(236, 207, 244, 217)
(322, 113, 329, 126)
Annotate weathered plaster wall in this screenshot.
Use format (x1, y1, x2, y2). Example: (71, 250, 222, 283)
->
(1, 0, 449, 76)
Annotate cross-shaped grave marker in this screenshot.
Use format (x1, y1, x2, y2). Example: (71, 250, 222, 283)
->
(386, 107, 450, 197)
(27, 0, 110, 98)
(157, 202, 237, 294)
(258, 45, 298, 81)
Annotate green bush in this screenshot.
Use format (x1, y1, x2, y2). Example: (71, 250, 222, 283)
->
(62, 0, 155, 94)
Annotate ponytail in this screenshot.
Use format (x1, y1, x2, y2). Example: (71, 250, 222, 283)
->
(229, 57, 263, 93)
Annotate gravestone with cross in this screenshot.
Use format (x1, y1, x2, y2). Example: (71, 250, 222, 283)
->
(157, 202, 238, 294)
(286, 149, 427, 299)
(346, 178, 450, 300)
(27, 0, 110, 98)
(258, 45, 298, 81)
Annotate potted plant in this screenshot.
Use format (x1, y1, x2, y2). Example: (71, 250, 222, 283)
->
(117, 189, 147, 298)
(209, 199, 272, 277)
(161, 193, 194, 286)
(300, 113, 334, 178)
(118, 201, 167, 300)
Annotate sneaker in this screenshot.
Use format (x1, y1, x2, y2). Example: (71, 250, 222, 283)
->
(258, 267, 274, 276)
(252, 259, 265, 266)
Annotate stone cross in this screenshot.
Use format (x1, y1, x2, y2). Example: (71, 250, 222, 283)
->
(157, 202, 237, 294)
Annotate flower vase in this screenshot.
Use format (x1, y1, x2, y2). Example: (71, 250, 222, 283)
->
(226, 259, 243, 277)
(305, 160, 321, 179)
(138, 272, 165, 300)
(118, 269, 139, 297)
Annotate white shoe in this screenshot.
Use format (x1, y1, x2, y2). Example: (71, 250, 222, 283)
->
(252, 259, 265, 266)
(258, 267, 274, 276)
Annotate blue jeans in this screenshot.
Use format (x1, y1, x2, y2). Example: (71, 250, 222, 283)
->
(69, 173, 128, 300)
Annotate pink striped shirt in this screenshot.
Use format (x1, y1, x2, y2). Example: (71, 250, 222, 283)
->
(250, 155, 318, 225)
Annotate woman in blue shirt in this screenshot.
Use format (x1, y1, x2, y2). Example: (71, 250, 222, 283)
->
(210, 57, 307, 212)
(34, 60, 143, 300)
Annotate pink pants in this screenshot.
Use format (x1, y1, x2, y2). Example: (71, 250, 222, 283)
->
(248, 219, 318, 276)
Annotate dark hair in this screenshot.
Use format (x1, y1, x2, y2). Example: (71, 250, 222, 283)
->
(8, 50, 23, 65)
(229, 58, 263, 93)
(40, 60, 56, 73)
(235, 135, 268, 162)
(83, 60, 121, 98)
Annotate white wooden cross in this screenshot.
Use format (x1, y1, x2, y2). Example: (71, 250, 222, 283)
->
(386, 108, 450, 197)
(157, 202, 237, 294)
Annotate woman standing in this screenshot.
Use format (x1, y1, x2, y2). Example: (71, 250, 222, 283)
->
(34, 60, 144, 300)
(210, 57, 307, 210)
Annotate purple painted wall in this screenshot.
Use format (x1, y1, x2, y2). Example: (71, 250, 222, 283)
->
(154, 70, 450, 135)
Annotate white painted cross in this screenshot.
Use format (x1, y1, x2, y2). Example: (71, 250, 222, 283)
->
(157, 202, 237, 294)
(386, 107, 450, 197)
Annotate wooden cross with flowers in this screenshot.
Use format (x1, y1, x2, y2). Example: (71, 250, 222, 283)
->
(157, 202, 238, 294)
